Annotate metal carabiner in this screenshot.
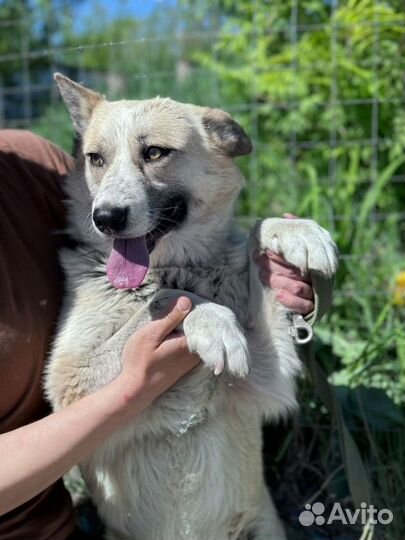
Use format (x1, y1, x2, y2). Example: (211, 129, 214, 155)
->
(288, 313, 314, 345)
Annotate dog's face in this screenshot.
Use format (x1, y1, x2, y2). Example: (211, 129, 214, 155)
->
(55, 73, 252, 287)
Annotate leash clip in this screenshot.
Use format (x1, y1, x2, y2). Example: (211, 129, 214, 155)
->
(288, 314, 313, 345)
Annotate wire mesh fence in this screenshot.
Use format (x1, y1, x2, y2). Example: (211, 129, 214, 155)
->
(1, 2, 405, 538)
(1, 8, 404, 186)
(1, 1, 404, 308)
(0, 6, 403, 297)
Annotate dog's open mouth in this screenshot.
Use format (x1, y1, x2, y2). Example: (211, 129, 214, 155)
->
(106, 196, 187, 289)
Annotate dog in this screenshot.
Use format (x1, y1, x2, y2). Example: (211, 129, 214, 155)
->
(45, 73, 338, 540)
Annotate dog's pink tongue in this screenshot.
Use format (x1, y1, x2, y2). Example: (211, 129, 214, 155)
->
(107, 237, 149, 289)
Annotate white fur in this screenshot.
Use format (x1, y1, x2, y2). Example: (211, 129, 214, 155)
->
(45, 75, 339, 540)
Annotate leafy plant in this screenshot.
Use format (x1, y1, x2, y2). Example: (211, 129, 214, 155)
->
(27, 1, 405, 536)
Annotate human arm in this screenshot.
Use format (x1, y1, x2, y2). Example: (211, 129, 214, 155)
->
(0, 296, 198, 516)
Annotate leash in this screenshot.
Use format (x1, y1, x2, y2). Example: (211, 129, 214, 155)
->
(288, 313, 314, 345)
(306, 344, 373, 538)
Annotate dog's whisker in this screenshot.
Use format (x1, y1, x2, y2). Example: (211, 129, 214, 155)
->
(83, 211, 94, 234)
(151, 225, 170, 237)
(156, 217, 180, 225)
(150, 205, 181, 211)
(149, 207, 180, 217)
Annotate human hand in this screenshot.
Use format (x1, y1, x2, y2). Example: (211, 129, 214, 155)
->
(118, 296, 200, 409)
(254, 213, 315, 315)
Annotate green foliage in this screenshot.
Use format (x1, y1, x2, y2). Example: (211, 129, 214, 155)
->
(0, 1, 31, 85)
(26, 1, 405, 534)
(30, 104, 74, 152)
(56, 3, 222, 104)
(191, 0, 405, 403)
(185, 0, 405, 534)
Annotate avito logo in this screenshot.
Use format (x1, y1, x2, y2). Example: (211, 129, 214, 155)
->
(299, 502, 393, 527)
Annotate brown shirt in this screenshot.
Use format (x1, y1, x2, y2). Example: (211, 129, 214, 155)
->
(0, 130, 78, 539)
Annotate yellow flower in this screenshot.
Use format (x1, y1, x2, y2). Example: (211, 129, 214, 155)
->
(393, 271, 405, 306)
(396, 271, 405, 288)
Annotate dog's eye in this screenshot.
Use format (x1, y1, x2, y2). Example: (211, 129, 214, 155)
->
(87, 153, 104, 167)
(144, 146, 171, 162)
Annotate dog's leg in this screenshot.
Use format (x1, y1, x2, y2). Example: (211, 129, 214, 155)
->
(224, 256, 300, 420)
(150, 289, 251, 378)
(238, 490, 287, 540)
(229, 218, 339, 420)
(250, 217, 338, 279)
(46, 285, 219, 408)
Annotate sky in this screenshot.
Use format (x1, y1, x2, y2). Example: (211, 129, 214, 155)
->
(74, 0, 177, 24)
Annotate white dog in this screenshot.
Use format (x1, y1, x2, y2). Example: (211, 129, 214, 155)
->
(45, 73, 338, 540)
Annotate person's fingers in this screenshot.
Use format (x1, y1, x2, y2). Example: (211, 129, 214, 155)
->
(160, 342, 200, 367)
(255, 250, 290, 268)
(267, 253, 310, 282)
(260, 259, 311, 283)
(275, 289, 314, 315)
(267, 274, 314, 300)
(257, 251, 311, 284)
(253, 252, 268, 271)
(157, 334, 200, 374)
(157, 333, 189, 356)
(148, 296, 192, 344)
(254, 249, 298, 269)
(265, 249, 293, 266)
(254, 214, 314, 314)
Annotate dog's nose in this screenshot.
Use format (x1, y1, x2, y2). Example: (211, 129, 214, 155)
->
(93, 206, 128, 234)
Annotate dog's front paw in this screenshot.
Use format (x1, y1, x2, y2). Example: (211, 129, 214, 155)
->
(183, 303, 250, 377)
(250, 218, 339, 277)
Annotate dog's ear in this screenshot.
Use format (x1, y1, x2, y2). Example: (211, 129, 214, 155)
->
(54, 73, 104, 134)
(201, 108, 252, 157)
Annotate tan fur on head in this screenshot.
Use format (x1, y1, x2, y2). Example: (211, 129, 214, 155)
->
(54, 73, 252, 158)
(54, 73, 104, 134)
(200, 107, 252, 157)
(54, 73, 252, 266)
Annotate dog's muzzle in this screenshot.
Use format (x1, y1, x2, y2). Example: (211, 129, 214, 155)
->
(93, 206, 128, 234)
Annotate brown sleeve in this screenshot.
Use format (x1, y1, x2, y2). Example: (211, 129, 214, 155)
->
(0, 130, 77, 539)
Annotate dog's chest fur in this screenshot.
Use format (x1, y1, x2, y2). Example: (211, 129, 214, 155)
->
(149, 257, 250, 318)
(61, 235, 264, 540)
(58, 229, 251, 420)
